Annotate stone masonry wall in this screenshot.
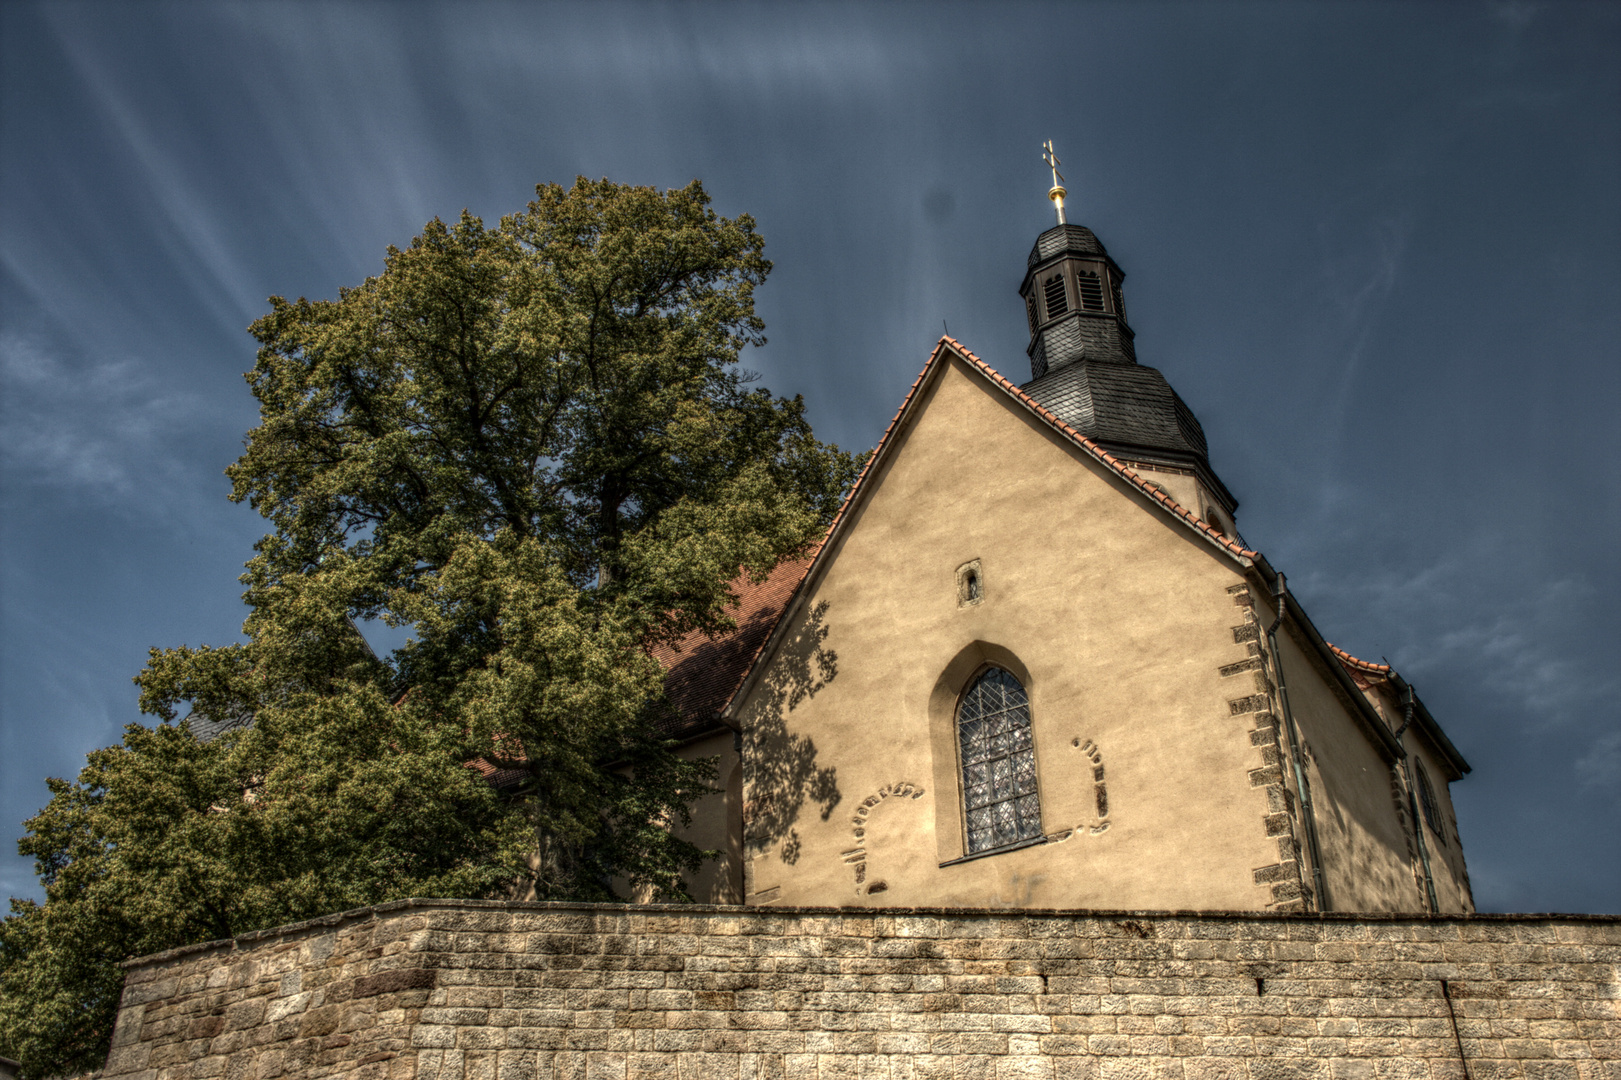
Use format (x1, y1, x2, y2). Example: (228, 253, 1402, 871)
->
(101, 900, 1618, 1080)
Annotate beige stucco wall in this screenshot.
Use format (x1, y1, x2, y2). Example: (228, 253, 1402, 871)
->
(733, 355, 1290, 911)
(668, 732, 742, 904)
(1411, 735, 1474, 911)
(1356, 679, 1475, 912)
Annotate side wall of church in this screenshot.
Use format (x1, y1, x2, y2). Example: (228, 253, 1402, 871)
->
(1405, 733, 1474, 913)
(734, 358, 1289, 912)
(1245, 598, 1472, 915)
(95, 899, 1619, 1080)
(1356, 680, 1476, 914)
(1265, 615, 1430, 913)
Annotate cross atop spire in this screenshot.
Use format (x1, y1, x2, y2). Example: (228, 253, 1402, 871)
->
(1042, 140, 1068, 225)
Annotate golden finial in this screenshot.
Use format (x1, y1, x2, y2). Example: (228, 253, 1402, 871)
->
(1042, 140, 1068, 225)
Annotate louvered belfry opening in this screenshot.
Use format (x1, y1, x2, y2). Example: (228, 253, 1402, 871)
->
(957, 666, 1043, 854)
(1042, 274, 1069, 320)
(1076, 269, 1106, 311)
(1020, 226, 1135, 370)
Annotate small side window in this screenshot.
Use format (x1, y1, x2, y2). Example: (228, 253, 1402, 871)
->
(1415, 762, 1446, 845)
(955, 559, 983, 607)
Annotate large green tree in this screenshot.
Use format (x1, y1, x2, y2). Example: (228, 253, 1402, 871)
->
(0, 178, 863, 1077)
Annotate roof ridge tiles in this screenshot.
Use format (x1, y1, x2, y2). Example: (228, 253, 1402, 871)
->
(1327, 643, 1393, 675)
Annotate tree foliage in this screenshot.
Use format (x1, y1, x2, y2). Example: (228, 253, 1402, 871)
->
(0, 178, 863, 1077)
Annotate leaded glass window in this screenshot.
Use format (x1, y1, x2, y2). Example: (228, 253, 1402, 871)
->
(957, 667, 1042, 853)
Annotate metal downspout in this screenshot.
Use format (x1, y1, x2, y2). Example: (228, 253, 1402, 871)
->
(1394, 689, 1440, 914)
(1263, 574, 1330, 911)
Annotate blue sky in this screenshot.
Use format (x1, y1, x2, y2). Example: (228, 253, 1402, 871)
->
(2, 1, 1617, 913)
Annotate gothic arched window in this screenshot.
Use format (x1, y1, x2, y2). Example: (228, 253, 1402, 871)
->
(957, 667, 1043, 853)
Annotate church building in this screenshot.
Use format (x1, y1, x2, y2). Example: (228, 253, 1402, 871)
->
(653, 178, 1474, 915)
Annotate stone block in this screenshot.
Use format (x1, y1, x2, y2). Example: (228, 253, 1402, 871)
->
(996, 1056, 1055, 1080)
(417, 1027, 460, 1050)
(1180, 1060, 1245, 1080)
(1522, 1066, 1583, 1080)
(1095, 1059, 1165, 1080)
(1368, 1063, 1429, 1080)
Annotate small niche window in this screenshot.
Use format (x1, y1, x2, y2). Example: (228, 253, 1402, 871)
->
(1076, 269, 1106, 312)
(957, 667, 1043, 853)
(1110, 277, 1126, 321)
(955, 559, 983, 607)
(1042, 274, 1068, 320)
(1415, 762, 1446, 845)
(1025, 295, 1039, 335)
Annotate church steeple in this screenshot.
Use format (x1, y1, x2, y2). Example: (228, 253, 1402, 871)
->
(1019, 223, 1136, 377)
(1018, 145, 1239, 522)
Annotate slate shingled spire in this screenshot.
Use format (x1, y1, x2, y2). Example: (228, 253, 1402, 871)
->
(1019, 221, 1238, 515)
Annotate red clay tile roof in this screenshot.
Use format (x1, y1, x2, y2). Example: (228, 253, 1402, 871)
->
(467, 758, 528, 789)
(1328, 644, 1393, 676)
(650, 554, 818, 737)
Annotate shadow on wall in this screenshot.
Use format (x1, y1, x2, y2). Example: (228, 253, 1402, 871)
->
(743, 600, 841, 861)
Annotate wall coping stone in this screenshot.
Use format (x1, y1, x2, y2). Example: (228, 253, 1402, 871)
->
(120, 897, 1621, 971)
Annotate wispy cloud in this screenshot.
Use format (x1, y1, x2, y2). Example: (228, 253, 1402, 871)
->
(36, 10, 266, 336)
(1489, 2, 1539, 33)
(0, 331, 210, 509)
(1575, 729, 1621, 796)
(1298, 540, 1615, 731)
(1308, 194, 1416, 478)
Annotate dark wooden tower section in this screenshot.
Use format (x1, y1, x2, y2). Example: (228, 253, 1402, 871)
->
(1019, 222, 1239, 516)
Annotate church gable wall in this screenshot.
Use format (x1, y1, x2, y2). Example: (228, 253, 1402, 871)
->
(735, 357, 1287, 912)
